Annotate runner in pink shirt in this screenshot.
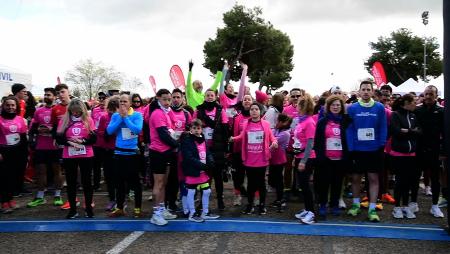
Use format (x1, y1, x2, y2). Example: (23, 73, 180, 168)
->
(91, 92, 107, 191)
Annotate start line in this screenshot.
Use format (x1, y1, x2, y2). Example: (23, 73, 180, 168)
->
(0, 218, 449, 242)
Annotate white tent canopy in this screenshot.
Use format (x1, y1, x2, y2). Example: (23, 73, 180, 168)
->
(389, 76, 444, 97)
(0, 64, 32, 97)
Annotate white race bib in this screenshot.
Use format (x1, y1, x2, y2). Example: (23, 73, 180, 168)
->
(326, 138, 342, 151)
(248, 131, 264, 144)
(5, 133, 20, 145)
(203, 127, 214, 140)
(226, 108, 237, 118)
(357, 128, 375, 141)
(121, 128, 137, 140)
(68, 145, 87, 157)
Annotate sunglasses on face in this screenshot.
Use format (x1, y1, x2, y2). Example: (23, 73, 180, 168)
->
(133, 101, 141, 103)
(99, 97, 106, 100)
(291, 95, 301, 98)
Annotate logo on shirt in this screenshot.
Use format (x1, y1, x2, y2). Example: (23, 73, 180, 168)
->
(199, 151, 206, 160)
(356, 112, 377, 117)
(332, 128, 340, 136)
(72, 128, 81, 136)
(9, 125, 17, 133)
(175, 120, 183, 129)
(43, 116, 51, 123)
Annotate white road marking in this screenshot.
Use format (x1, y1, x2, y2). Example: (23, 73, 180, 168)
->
(106, 231, 144, 254)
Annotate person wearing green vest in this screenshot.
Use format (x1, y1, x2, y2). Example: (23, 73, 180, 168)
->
(186, 60, 223, 109)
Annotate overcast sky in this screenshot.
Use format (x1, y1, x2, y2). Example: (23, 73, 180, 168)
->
(0, 0, 444, 97)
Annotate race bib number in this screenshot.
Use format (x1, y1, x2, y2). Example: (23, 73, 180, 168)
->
(248, 131, 264, 144)
(357, 128, 375, 141)
(203, 127, 214, 140)
(5, 133, 20, 145)
(68, 145, 87, 156)
(121, 128, 137, 140)
(326, 138, 342, 151)
(226, 108, 237, 118)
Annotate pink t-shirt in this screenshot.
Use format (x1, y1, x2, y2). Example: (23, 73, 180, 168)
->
(31, 107, 57, 150)
(324, 121, 343, 160)
(219, 94, 238, 118)
(149, 108, 174, 152)
(91, 106, 105, 128)
(243, 121, 268, 167)
(270, 129, 290, 165)
(185, 141, 210, 185)
(193, 107, 228, 147)
(283, 104, 299, 150)
(169, 110, 192, 140)
(233, 114, 250, 153)
(294, 116, 316, 159)
(389, 150, 415, 157)
(384, 108, 392, 153)
(61, 118, 96, 159)
(0, 115, 27, 146)
(97, 113, 116, 150)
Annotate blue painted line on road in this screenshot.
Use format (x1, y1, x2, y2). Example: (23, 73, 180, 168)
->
(0, 218, 449, 241)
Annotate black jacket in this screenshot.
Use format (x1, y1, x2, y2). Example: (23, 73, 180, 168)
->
(314, 115, 350, 161)
(415, 102, 444, 153)
(390, 108, 421, 154)
(180, 133, 214, 177)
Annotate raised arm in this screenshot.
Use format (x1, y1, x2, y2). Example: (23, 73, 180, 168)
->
(237, 63, 248, 102)
(219, 60, 229, 95)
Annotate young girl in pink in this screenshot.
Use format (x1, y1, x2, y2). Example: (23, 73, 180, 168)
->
(56, 99, 97, 219)
(231, 103, 278, 215)
(180, 119, 219, 222)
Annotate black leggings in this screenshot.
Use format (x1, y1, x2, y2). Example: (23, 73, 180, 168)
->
(392, 156, 420, 206)
(295, 158, 315, 212)
(268, 164, 285, 201)
(212, 156, 225, 200)
(0, 146, 26, 203)
(103, 149, 115, 201)
(314, 159, 345, 207)
(244, 166, 266, 206)
(232, 153, 246, 195)
(165, 155, 179, 207)
(418, 151, 441, 204)
(63, 158, 93, 211)
(112, 154, 142, 209)
(92, 147, 105, 189)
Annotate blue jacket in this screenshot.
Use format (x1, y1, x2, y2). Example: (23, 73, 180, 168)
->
(180, 132, 214, 177)
(106, 110, 143, 155)
(346, 101, 387, 152)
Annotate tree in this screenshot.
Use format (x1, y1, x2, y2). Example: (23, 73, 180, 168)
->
(203, 5, 294, 92)
(365, 28, 443, 86)
(65, 59, 123, 99)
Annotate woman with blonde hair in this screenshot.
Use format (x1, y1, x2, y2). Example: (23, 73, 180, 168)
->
(56, 99, 97, 219)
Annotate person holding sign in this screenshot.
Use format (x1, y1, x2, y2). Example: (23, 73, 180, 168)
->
(346, 80, 387, 222)
(231, 103, 277, 216)
(0, 96, 28, 214)
(314, 95, 350, 218)
(56, 99, 97, 219)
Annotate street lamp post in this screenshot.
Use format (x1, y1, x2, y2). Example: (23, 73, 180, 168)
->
(422, 11, 429, 83)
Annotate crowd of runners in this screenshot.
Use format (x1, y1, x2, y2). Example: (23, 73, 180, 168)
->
(0, 61, 447, 225)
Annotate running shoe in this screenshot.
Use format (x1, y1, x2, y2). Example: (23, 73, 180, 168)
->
(402, 207, 416, 219)
(392, 207, 403, 219)
(295, 209, 308, 220)
(66, 210, 79, 219)
(318, 204, 327, 218)
(381, 193, 396, 204)
(218, 199, 225, 211)
(84, 208, 94, 218)
(9, 200, 19, 210)
(233, 195, 242, 206)
(188, 215, 204, 223)
(201, 212, 220, 220)
(360, 201, 369, 209)
(242, 204, 254, 215)
(162, 209, 177, 220)
(408, 202, 419, 213)
(338, 198, 347, 209)
(347, 203, 361, 217)
(105, 201, 117, 211)
(300, 211, 315, 224)
(376, 202, 383, 211)
(438, 197, 448, 208)
(1, 202, 12, 214)
(425, 186, 432, 196)
(258, 205, 267, 215)
(27, 198, 46, 208)
(109, 208, 125, 218)
(61, 198, 80, 210)
(53, 197, 63, 206)
(133, 208, 142, 218)
(150, 213, 168, 226)
(430, 205, 444, 218)
(368, 209, 380, 222)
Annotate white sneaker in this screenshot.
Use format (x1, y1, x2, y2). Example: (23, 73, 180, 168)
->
(201, 212, 220, 220)
(392, 207, 403, 219)
(425, 186, 432, 196)
(408, 202, 419, 213)
(233, 195, 242, 206)
(338, 198, 347, 209)
(295, 209, 308, 220)
(162, 209, 177, 220)
(430, 205, 444, 218)
(402, 207, 416, 219)
(150, 214, 168, 226)
(188, 215, 204, 223)
(300, 211, 315, 224)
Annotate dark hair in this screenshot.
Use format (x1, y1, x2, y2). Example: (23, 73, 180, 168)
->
(250, 102, 264, 116)
(106, 95, 120, 112)
(205, 88, 217, 96)
(277, 113, 292, 128)
(1, 95, 20, 115)
(325, 95, 345, 116)
(425, 85, 438, 94)
(224, 83, 233, 91)
(131, 93, 142, 103)
(392, 93, 415, 111)
(44, 87, 57, 96)
(156, 89, 171, 97)
(172, 88, 183, 95)
(270, 93, 284, 109)
(359, 80, 374, 90)
(24, 91, 37, 119)
(380, 84, 392, 94)
(190, 118, 203, 128)
(55, 83, 69, 92)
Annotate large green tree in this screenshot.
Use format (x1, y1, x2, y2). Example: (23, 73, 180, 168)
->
(65, 59, 122, 99)
(203, 5, 294, 92)
(365, 28, 442, 86)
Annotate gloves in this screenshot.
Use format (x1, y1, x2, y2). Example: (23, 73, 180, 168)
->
(189, 60, 194, 71)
